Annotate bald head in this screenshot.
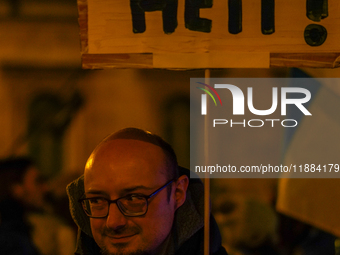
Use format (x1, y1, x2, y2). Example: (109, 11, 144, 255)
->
(85, 139, 169, 193)
(86, 128, 179, 181)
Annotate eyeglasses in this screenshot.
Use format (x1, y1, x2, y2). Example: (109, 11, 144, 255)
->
(79, 180, 174, 218)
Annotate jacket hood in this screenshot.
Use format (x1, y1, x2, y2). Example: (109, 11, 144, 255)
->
(66, 167, 220, 254)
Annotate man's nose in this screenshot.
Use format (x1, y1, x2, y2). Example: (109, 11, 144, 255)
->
(106, 203, 128, 230)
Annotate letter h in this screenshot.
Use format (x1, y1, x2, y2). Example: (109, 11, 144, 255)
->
(130, 0, 178, 34)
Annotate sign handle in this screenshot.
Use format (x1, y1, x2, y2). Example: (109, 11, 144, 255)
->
(204, 69, 210, 255)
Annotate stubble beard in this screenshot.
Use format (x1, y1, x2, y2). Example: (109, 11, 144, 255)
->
(100, 245, 151, 255)
(99, 228, 151, 255)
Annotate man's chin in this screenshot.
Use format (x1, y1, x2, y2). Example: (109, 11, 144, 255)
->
(100, 239, 150, 255)
(100, 246, 149, 255)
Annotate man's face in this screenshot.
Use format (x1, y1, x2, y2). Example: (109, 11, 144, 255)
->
(84, 139, 176, 255)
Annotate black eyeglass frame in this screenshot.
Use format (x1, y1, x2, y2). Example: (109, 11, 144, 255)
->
(79, 179, 175, 218)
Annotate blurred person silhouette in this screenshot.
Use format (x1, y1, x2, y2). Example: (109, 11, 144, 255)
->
(0, 156, 41, 255)
(0, 157, 76, 255)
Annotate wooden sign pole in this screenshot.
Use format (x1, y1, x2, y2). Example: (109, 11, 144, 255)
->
(204, 69, 210, 255)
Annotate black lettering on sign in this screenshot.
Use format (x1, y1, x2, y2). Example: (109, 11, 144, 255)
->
(228, 0, 242, 34)
(130, 0, 178, 34)
(306, 0, 328, 21)
(304, 24, 327, 46)
(261, 0, 275, 34)
(185, 0, 213, 33)
(128, 0, 329, 47)
(305, 0, 328, 46)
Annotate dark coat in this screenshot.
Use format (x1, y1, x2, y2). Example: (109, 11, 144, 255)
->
(0, 199, 40, 255)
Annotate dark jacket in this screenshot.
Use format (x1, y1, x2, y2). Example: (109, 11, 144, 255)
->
(66, 168, 228, 255)
(0, 199, 40, 255)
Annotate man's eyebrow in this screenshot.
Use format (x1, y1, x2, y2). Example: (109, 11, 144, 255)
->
(84, 190, 108, 196)
(121, 185, 154, 194)
(84, 186, 154, 196)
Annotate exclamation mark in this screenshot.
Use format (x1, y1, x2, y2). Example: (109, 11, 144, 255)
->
(304, 0, 328, 46)
(261, 0, 275, 35)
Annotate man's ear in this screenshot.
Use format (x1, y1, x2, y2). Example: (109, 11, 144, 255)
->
(174, 175, 189, 210)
